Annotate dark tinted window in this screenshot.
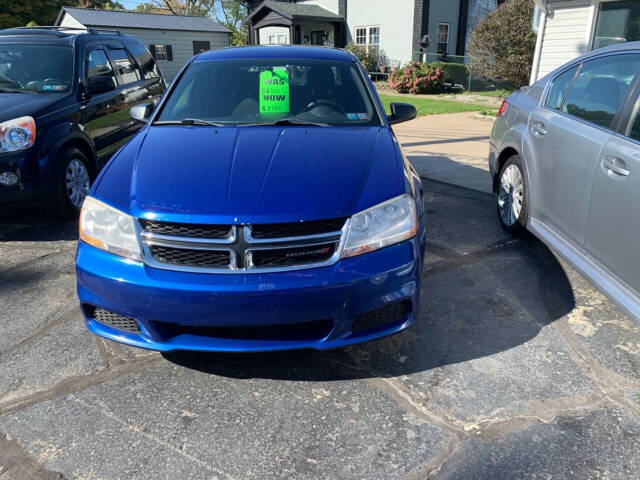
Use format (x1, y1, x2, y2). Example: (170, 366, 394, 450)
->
(546, 66, 578, 109)
(562, 54, 640, 128)
(110, 48, 139, 84)
(626, 102, 640, 140)
(123, 38, 160, 79)
(87, 48, 116, 88)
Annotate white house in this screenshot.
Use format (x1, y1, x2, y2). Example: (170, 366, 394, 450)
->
(244, 0, 504, 67)
(55, 7, 231, 80)
(530, 0, 640, 84)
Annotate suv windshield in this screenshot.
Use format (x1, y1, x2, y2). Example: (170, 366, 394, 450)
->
(156, 58, 380, 126)
(0, 43, 73, 93)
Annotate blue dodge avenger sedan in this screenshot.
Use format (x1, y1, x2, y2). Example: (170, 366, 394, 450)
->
(76, 46, 426, 352)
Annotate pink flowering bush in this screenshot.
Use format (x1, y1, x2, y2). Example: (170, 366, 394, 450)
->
(388, 62, 444, 94)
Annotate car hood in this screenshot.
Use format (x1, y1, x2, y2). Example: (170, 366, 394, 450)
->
(95, 125, 404, 224)
(0, 91, 65, 123)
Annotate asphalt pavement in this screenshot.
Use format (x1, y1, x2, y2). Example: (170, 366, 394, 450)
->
(1, 115, 640, 479)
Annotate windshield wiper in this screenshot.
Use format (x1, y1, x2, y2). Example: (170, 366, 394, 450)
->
(0, 87, 26, 93)
(154, 118, 226, 127)
(240, 119, 329, 127)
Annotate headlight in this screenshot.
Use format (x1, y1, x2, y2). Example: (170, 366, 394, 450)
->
(0, 116, 36, 153)
(79, 196, 142, 261)
(342, 194, 417, 258)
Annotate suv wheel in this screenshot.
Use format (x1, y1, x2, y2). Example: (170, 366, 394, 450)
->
(55, 147, 92, 217)
(497, 155, 528, 235)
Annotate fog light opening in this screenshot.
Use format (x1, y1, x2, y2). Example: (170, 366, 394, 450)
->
(0, 171, 19, 186)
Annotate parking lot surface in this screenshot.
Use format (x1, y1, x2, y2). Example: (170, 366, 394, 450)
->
(2, 118, 640, 479)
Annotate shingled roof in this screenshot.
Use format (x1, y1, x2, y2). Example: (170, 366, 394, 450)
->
(57, 7, 231, 33)
(263, 1, 342, 19)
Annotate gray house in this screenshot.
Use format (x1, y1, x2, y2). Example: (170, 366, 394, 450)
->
(55, 7, 231, 80)
(244, 0, 504, 66)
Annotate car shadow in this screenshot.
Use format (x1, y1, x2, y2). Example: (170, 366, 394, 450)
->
(0, 206, 78, 242)
(164, 178, 576, 381)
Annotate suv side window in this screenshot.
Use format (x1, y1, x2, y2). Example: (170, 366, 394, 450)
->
(561, 54, 640, 129)
(109, 48, 140, 85)
(546, 65, 578, 109)
(123, 38, 160, 80)
(87, 48, 116, 88)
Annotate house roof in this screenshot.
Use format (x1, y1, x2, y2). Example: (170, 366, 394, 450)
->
(57, 7, 231, 34)
(244, 1, 342, 25)
(264, 1, 341, 19)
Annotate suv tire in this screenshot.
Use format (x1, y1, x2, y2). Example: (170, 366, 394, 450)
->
(54, 147, 92, 218)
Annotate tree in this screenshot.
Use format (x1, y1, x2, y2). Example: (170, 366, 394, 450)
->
(150, 0, 249, 45)
(0, 0, 68, 29)
(78, 0, 125, 9)
(467, 0, 536, 88)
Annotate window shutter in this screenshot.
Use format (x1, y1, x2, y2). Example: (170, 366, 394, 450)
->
(149, 44, 156, 59)
(166, 45, 173, 61)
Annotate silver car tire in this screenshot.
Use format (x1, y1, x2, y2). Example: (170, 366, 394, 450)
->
(497, 155, 528, 235)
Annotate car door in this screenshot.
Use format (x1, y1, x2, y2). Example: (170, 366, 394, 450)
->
(585, 66, 640, 304)
(526, 58, 616, 247)
(82, 44, 126, 164)
(102, 45, 146, 158)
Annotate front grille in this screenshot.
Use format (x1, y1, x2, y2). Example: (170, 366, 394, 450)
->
(89, 306, 141, 334)
(251, 243, 336, 268)
(149, 245, 231, 268)
(150, 319, 334, 342)
(140, 220, 231, 239)
(138, 217, 346, 273)
(351, 300, 411, 333)
(250, 218, 346, 239)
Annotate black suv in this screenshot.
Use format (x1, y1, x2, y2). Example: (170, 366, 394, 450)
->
(0, 27, 165, 215)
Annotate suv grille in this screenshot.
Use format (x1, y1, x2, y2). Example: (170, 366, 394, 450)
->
(138, 219, 347, 273)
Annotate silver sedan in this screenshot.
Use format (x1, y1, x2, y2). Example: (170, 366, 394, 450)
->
(489, 41, 640, 323)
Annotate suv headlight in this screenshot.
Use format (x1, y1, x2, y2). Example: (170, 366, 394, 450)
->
(79, 196, 142, 261)
(0, 116, 36, 153)
(342, 194, 417, 259)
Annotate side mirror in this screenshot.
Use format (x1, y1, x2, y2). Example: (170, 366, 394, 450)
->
(130, 103, 154, 123)
(388, 102, 417, 125)
(87, 75, 115, 95)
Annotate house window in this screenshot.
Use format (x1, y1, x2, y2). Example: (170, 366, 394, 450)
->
(193, 41, 210, 54)
(152, 44, 167, 60)
(593, 0, 640, 50)
(355, 26, 380, 52)
(437, 23, 449, 54)
(268, 34, 287, 45)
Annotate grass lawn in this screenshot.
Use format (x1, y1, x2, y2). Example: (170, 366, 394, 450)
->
(378, 94, 486, 117)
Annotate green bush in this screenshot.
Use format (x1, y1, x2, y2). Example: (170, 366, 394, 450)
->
(429, 62, 469, 84)
(388, 62, 444, 94)
(345, 43, 378, 72)
(467, 0, 536, 88)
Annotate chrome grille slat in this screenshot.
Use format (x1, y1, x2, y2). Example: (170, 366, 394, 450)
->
(136, 219, 349, 273)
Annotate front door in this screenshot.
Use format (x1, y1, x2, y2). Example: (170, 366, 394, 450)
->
(311, 30, 324, 46)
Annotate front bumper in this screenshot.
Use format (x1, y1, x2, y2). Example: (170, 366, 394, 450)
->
(76, 238, 422, 352)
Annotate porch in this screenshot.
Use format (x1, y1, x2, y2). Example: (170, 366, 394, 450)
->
(244, 0, 345, 48)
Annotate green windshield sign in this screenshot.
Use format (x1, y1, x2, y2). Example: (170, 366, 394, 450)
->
(259, 68, 290, 115)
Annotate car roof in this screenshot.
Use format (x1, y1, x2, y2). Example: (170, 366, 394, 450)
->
(578, 41, 640, 61)
(195, 45, 355, 63)
(0, 27, 130, 46)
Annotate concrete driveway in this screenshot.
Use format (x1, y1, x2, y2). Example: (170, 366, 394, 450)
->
(1, 114, 640, 479)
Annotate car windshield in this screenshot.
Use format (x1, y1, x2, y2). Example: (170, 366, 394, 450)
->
(0, 43, 73, 93)
(156, 58, 380, 126)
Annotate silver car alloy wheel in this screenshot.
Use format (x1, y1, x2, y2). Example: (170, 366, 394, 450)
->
(498, 164, 524, 226)
(65, 158, 91, 209)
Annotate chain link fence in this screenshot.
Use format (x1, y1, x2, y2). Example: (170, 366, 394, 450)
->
(408, 51, 512, 93)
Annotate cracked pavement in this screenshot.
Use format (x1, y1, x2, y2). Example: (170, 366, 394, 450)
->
(1, 176, 640, 479)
